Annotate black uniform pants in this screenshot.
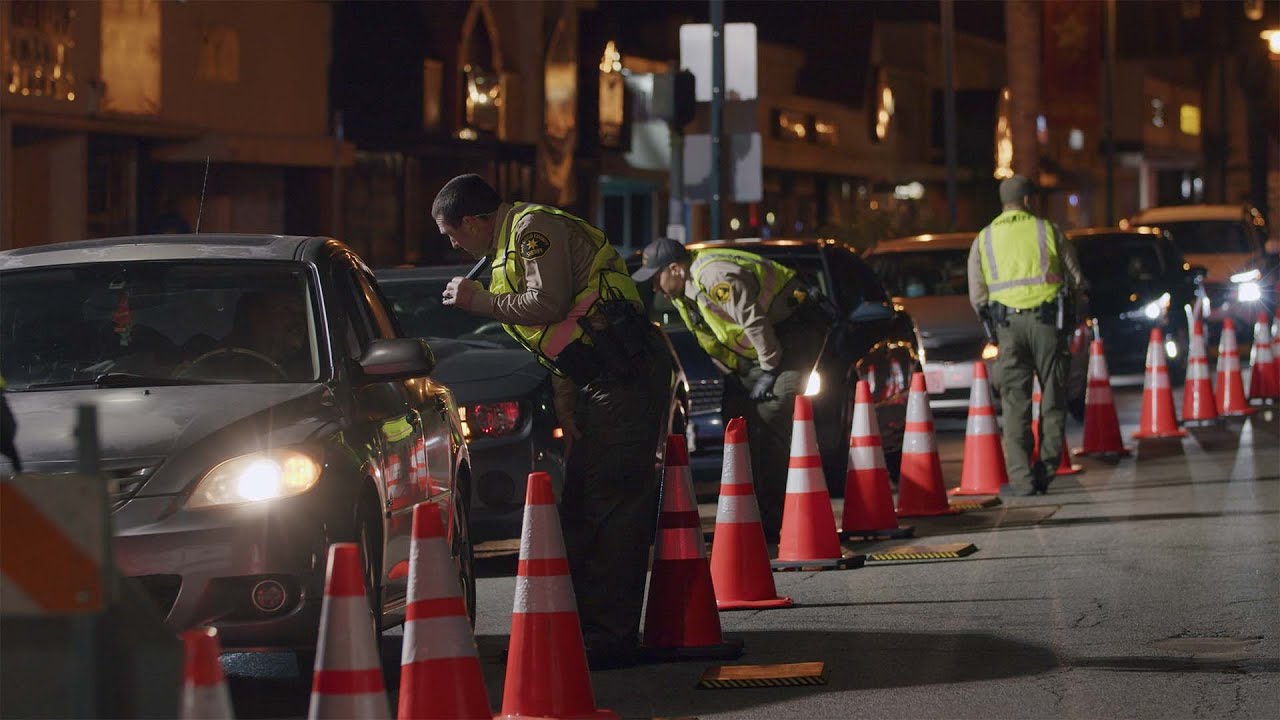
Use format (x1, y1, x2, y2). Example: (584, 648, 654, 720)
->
(721, 305, 829, 542)
(560, 326, 674, 649)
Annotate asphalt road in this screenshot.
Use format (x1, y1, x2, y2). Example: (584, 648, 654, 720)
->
(225, 386, 1280, 719)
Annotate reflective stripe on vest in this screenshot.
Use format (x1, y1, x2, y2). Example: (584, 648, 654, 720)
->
(979, 214, 1063, 308)
(488, 203, 640, 370)
(680, 248, 796, 368)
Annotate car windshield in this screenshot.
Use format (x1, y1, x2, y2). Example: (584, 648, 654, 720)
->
(379, 276, 518, 347)
(1149, 220, 1256, 255)
(1074, 235, 1166, 291)
(0, 261, 321, 390)
(871, 249, 970, 298)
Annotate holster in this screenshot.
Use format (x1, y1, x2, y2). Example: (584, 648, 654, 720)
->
(572, 299, 650, 384)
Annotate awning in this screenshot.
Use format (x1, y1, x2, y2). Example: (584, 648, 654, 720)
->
(151, 133, 355, 168)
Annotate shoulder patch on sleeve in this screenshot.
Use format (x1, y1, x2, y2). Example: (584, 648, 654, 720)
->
(710, 281, 733, 304)
(517, 231, 551, 260)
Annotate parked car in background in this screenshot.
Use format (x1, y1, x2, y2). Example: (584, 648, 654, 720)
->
(632, 238, 921, 495)
(1125, 204, 1276, 345)
(377, 264, 689, 532)
(866, 233, 1090, 418)
(1068, 227, 1199, 381)
(0, 235, 474, 663)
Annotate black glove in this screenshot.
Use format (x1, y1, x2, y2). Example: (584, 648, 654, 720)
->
(749, 371, 777, 401)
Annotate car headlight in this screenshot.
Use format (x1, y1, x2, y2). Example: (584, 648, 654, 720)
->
(803, 371, 822, 397)
(186, 449, 321, 509)
(462, 401, 522, 439)
(1238, 281, 1262, 303)
(1122, 293, 1171, 321)
(982, 343, 999, 360)
(1230, 269, 1262, 284)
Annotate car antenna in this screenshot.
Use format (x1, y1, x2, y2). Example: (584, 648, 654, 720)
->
(195, 155, 210, 234)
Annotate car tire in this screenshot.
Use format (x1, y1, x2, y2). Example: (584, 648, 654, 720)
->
(453, 490, 477, 628)
(355, 493, 384, 644)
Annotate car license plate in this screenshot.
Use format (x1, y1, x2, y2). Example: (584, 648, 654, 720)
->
(924, 368, 945, 394)
(943, 363, 975, 388)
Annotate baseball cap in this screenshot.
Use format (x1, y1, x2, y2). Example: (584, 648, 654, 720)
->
(631, 237, 691, 282)
(999, 174, 1036, 205)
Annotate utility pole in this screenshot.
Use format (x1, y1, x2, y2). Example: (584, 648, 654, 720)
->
(1103, 0, 1116, 224)
(709, 0, 724, 240)
(942, 0, 959, 227)
(1005, 1, 1041, 192)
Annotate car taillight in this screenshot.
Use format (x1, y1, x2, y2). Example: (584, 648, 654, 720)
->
(468, 401, 521, 437)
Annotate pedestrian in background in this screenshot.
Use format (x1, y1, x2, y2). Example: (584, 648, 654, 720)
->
(632, 238, 827, 541)
(968, 175, 1087, 496)
(434, 174, 674, 669)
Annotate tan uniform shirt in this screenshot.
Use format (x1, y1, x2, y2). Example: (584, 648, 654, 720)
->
(466, 203, 598, 325)
(967, 211, 1087, 312)
(684, 258, 799, 373)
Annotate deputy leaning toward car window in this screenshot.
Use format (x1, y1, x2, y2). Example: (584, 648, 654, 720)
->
(633, 238, 828, 542)
(434, 174, 674, 670)
(968, 174, 1088, 496)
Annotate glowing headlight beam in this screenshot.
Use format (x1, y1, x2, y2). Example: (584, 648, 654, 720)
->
(1238, 281, 1262, 303)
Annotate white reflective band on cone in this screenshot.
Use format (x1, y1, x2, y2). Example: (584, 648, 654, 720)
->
(513, 575, 576, 614)
(716, 494, 761, 524)
(966, 413, 998, 436)
(1087, 386, 1114, 406)
(849, 445, 886, 470)
(402, 616, 478, 664)
(720, 446, 752, 485)
(519, 504, 569, 560)
(903, 431, 937, 454)
(785, 467, 826, 493)
(316, 596, 383, 671)
(406, 540, 455, 602)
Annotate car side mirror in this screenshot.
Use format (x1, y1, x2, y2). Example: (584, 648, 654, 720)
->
(358, 338, 436, 382)
(847, 301, 895, 323)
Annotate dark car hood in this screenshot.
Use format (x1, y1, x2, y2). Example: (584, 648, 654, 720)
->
(427, 337, 547, 403)
(4, 384, 333, 490)
(1088, 285, 1165, 317)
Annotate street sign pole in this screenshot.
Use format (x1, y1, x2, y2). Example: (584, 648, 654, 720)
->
(710, 0, 724, 240)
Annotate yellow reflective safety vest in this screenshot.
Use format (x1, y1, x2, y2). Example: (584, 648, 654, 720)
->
(488, 203, 640, 374)
(977, 210, 1064, 309)
(672, 248, 797, 373)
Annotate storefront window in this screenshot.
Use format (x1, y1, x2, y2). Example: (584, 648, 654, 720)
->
(6, 0, 78, 101)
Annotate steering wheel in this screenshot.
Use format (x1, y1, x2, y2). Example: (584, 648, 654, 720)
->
(177, 347, 288, 381)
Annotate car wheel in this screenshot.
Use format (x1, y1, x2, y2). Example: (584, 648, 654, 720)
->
(355, 495, 384, 643)
(452, 496, 477, 628)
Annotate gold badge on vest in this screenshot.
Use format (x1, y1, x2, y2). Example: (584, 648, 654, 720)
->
(710, 281, 733, 304)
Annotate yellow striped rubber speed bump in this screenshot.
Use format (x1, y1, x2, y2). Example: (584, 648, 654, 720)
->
(949, 496, 1003, 512)
(865, 542, 978, 562)
(699, 662, 827, 689)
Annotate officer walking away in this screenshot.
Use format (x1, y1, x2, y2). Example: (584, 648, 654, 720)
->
(434, 175, 674, 669)
(632, 238, 827, 542)
(968, 175, 1086, 496)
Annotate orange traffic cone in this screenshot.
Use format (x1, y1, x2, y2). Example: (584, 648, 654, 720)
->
(1248, 312, 1279, 402)
(842, 380, 913, 539)
(951, 361, 1007, 495)
(643, 437, 745, 658)
(1216, 318, 1254, 417)
(709, 418, 793, 610)
(1182, 320, 1219, 425)
(308, 544, 390, 720)
(1133, 328, 1187, 439)
(896, 373, 956, 517)
(397, 504, 490, 720)
(180, 627, 233, 720)
(775, 396, 849, 565)
(1077, 340, 1130, 456)
(499, 472, 615, 720)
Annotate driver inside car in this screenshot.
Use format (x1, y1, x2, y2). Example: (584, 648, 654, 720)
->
(181, 290, 310, 381)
